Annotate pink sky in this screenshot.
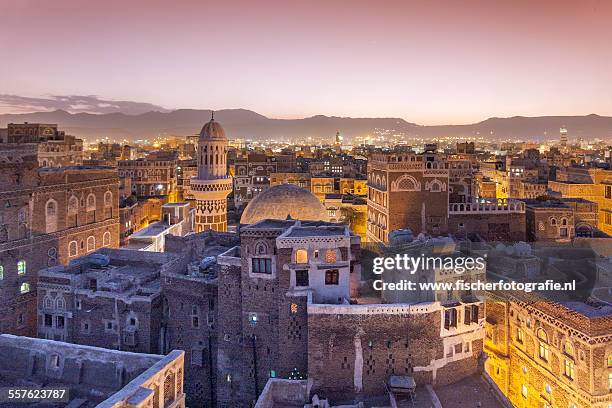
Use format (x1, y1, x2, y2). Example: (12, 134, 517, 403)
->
(1, 0, 611, 124)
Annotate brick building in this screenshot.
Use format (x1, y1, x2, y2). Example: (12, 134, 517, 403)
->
(485, 291, 612, 408)
(1, 123, 83, 167)
(0, 334, 185, 408)
(0, 145, 119, 336)
(37, 249, 178, 353)
(118, 155, 177, 198)
(366, 151, 477, 243)
(525, 198, 601, 241)
(233, 152, 277, 209)
(161, 231, 240, 407)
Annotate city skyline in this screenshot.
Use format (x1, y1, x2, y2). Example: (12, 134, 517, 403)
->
(2, 0, 612, 123)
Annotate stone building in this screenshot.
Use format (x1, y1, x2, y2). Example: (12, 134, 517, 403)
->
(366, 151, 478, 243)
(485, 291, 612, 408)
(233, 152, 278, 209)
(525, 198, 600, 241)
(214, 214, 484, 407)
(269, 172, 311, 190)
(118, 155, 177, 199)
(0, 145, 119, 336)
(549, 167, 612, 236)
(0, 334, 185, 408)
(1, 123, 84, 167)
(37, 248, 178, 353)
(216, 218, 362, 407)
(190, 115, 233, 232)
(161, 230, 240, 407)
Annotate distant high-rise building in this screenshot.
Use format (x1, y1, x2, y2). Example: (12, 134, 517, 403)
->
(190, 114, 232, 232)
(560, 126, 568, 147)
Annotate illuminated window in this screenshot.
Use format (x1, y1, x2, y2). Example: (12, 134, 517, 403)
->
(537, 329, 549, 362)
(564, 359, 575, 380)
(20, 282, 30, 294)
(0, 265, 3, 280)
(17, 260, 26, 275)
(521, 384, 528, 398)
(290, 303, 298, 314)
(295, 249, 308, 264)
(608, 355, 612, 367)
(545, 383, 552, 394)
(516, 327, 524, 343)
(324, 249, 337, 263)
(564, 341, 574, 357)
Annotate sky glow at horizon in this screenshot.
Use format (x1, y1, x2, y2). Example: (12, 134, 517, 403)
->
(1, 0, 611, 124)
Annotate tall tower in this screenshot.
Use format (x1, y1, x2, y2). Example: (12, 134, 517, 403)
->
(190, 113, 233, 232)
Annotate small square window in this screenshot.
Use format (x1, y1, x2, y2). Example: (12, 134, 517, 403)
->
(325, 269, 339, 285)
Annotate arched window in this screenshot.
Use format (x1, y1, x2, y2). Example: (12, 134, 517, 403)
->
(104, 191, 113, 207)
(86, 193, 96, 211)
(20, 282, 30, 294)
(537, 328, 549, 361)
(564, 341, 574, 357)
(43, 295, 54, 309)
(295, 249, 308, 264)
(550, 218, 557, 226)
(103, 232, 111, 247)
(86, 236, 95, 252)
(45, 199, 58, 233)
(68, 196, 79, 214)
(56, 296, 66, 311)
(561, 217, 568, 226)
(17, 260, 26, 275)
(68, 241, 78, 257)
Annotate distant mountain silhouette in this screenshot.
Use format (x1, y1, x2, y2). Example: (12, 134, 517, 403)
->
(1, 109, 611, 142)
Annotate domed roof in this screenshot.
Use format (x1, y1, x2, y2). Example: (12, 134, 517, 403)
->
(199, 115, 226, 141)
(240, 184, 329, 225)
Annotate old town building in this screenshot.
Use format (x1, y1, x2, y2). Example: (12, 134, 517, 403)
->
(37, 248, 177, 353)
(0, 334, 185, 408)
(233, 152, 278, 209)
(485, 291, 612, 408)
(0, 145, 119, 336)
(1, 123, 83, 167)
(118, 155, 177, 199)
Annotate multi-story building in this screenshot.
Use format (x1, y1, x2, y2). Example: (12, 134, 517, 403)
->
(1, 123, 83, 167)
(233, 152, 277, 209)
(269, 172, 311, 189)
(367, 150, 502, 242)
(0, 334, 185, 408)
(37, 248, 177, 353)
(161, 230, 240, 407)
(485, 291, 612, 408)
(550, 167, 612, 236)
(118, 155, 177, 199)
(525, 198, 601, 241)
(0, 145, 119, 336)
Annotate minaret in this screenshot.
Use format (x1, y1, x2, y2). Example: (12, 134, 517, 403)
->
(190, 112, 233, 232)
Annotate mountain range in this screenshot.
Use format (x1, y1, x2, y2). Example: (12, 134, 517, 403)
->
(1, 109, 611, 142)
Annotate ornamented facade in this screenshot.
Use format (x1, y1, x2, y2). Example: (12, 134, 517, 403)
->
(190, 115, 233, 232)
